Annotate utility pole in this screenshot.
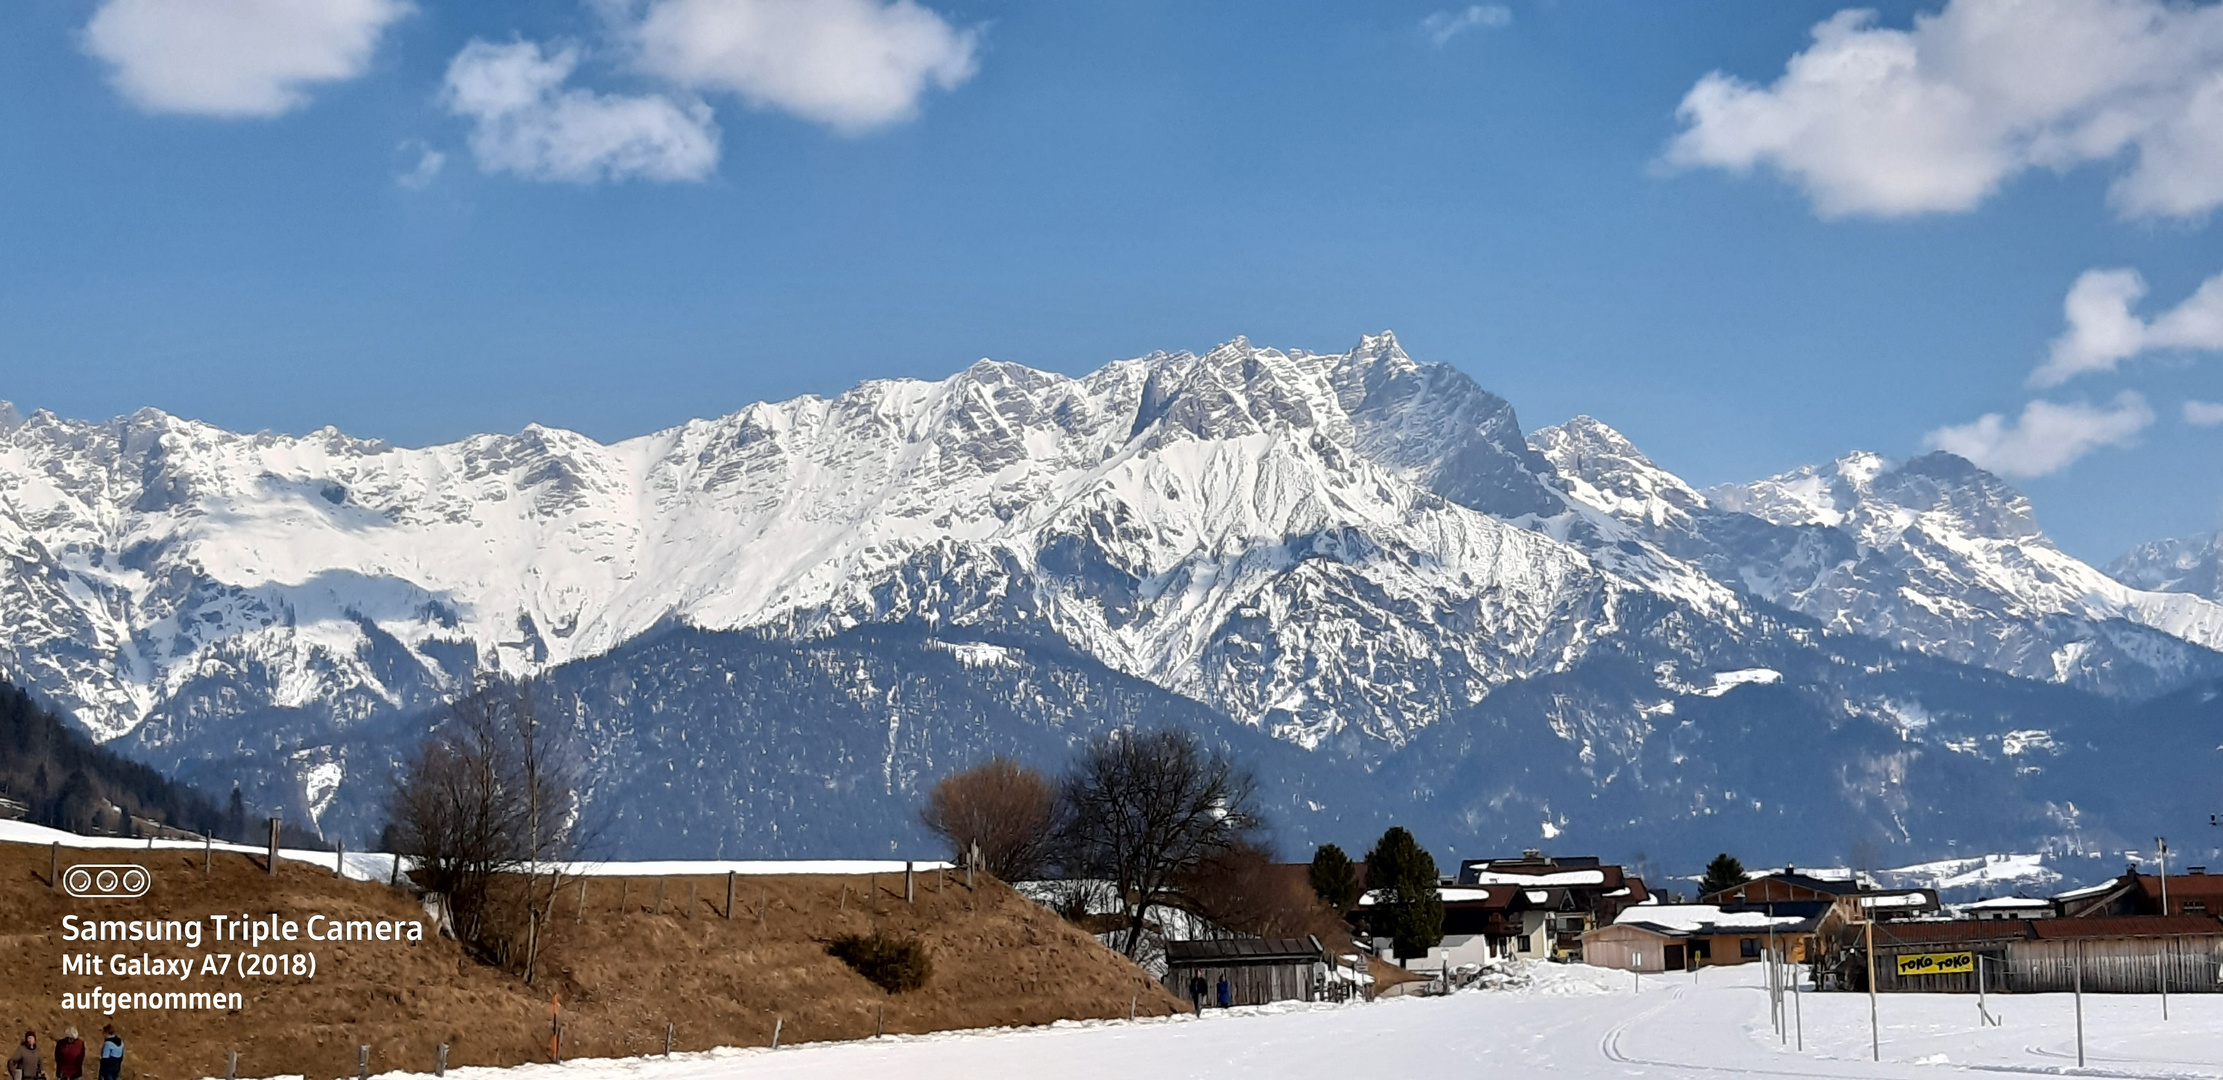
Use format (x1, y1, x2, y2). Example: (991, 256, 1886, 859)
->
(2156, 836, 2169, 1021)
(1792, 946, 1803, 1051)
(2073, 939, 2085, 1069)
(1865, 917, 1879, 1063)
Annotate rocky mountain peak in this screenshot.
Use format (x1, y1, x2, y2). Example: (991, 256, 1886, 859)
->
(2109, 529, 2223, 602)
(1529, 415, 1706, 527)
(1871, 451, 2040, 541)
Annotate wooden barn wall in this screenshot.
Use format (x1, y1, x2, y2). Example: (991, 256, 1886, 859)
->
(1584, 933, 1679, 973)
(1163, 960, 1319, 1005)
(1872, 938, 2223, 994)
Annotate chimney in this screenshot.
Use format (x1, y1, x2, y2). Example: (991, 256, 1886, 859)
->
(2190, 867, 2208, 875)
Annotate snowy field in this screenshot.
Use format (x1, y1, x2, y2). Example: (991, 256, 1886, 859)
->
(380, 963, 2223, 1080)
(0, 820, 948, 884)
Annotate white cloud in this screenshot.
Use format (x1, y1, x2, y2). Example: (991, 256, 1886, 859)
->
(627, 0, 979, 134)
(2187, 399, 2223, 426)
(1923, 392, 2155, 477)
(2034, 268, 2223, 387)
(1421, 5, 1512, 47)
(443, 40, 720, 184)
(1662, 0, 2223, 219)
(82, 0, 411, 118)
(395, 143, 445, 189)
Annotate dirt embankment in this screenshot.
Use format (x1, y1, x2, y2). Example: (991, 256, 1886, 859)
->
(2, 843, 1183, 1080)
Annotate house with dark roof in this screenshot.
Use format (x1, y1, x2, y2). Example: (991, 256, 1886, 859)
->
(1453, 850, 1649, 960)
(2055, 866, 2223, 919)
(1700, 867, 1938, 924)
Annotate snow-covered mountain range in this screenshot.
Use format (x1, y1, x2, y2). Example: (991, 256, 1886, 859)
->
(2110, 529, 2223, 604)
(2, 333, 2218, 865)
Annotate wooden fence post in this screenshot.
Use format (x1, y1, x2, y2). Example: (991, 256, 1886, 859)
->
(663, 1022, 673, 1056)
(49, 842, 58, 889)
(771, 1017, 782, 1049)
(336, 839, 345, 878)
(356, 1044, 369, 1079)
(726, 871, 736, 920)
(654, 878, 665, 916)
(205, 832, 214, 879)
(906, 861, 914, 904)
(227, 1050, 237, 1080)
(266, 818, 280, 875)
(688, 881, 697, 919)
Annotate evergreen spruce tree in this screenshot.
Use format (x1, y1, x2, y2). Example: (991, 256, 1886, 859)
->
(1699, 852, 1748, 899)
(1365, 827, 1445, 960)
(1309, 842, 1357, 910)
(224, 786, 248, 842)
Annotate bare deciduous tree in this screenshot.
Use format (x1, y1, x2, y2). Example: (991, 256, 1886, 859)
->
(1178, 839, 1351, 950)
(387, 676, 579, 981)
(1057, 728, 1262, 958)
(920, 755, 1061, 881)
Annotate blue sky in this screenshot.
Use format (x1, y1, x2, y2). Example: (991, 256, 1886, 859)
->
(2, 0, 2221, 561)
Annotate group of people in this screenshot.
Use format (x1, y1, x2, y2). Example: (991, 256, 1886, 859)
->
(1185, 974, 1234, 1011)
(9, 1027, 122, 1080)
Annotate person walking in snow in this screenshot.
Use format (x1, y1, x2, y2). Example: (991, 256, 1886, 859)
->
(51, 1029, 82, 1080)
(95, 1029, 120, 1080)
(10, 1031, 44, 1080)
(1215, 977, 1231, 1010)
(1187, 974, 1206, 1013)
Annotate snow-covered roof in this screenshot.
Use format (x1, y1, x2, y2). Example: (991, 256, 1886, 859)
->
(1611, 904, 1808, 934)
(1965, 896, 2052, 910)
(1858, 891, 1932, 909)
(1359, 885, 1494, 907)
(1467, 868, 1607, 887)
(2052, 878, 2124, 901)
(1746, 865, 1860, 883)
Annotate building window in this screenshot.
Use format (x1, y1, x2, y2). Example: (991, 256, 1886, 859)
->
(1740, 938, 1760, 959)
(2185, 901, 2207, 914)
(1518, 935, 1532, 953)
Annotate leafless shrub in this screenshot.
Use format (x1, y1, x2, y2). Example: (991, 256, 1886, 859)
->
(919, 755, 1061, 881)
(386, 676, 579, 981)
(828, 931, 933, 993)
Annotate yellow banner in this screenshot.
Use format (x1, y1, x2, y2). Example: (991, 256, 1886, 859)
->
(1895, 951, 1974, 976)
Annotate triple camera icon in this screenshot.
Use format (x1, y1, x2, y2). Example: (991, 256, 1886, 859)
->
(64, 864, 151, 899)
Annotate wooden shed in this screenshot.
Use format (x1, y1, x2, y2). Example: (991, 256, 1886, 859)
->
(1163, 936, 1324, 1006)
(1581, 922, 1688, 973)
(1860, 915, 2223, 994)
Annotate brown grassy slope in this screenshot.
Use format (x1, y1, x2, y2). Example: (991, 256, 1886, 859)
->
(2, 845, 1182, 1080)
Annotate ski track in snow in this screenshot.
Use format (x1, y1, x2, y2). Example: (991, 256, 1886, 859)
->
(321, 964, 2223, 1080)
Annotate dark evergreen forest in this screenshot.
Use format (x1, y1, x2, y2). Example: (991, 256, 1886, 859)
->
(0, 677, 319, 845)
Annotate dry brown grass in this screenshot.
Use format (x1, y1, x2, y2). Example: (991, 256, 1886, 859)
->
(1, 844, 1184, 1080)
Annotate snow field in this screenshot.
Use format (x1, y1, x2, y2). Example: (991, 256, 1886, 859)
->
(303, 962, 2223, 1080)
(0, 820, 949, 885)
